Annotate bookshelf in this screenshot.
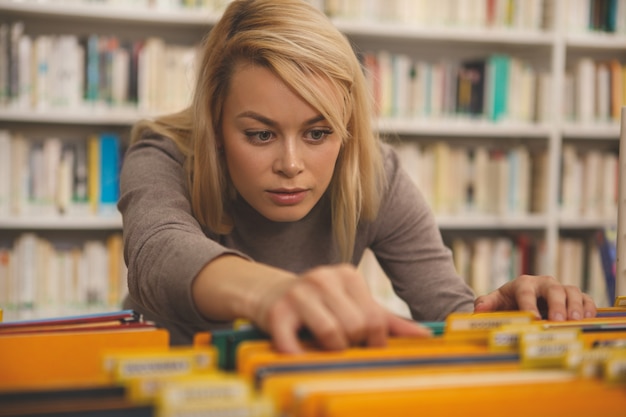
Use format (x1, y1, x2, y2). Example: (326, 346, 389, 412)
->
(0, 0, 624, 319)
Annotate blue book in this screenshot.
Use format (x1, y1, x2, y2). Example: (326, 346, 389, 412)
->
(85, 34, 99, 103)
(596, 227, 617, 305)
(99, 132, 120, 214)
(486, 54, 510, 122)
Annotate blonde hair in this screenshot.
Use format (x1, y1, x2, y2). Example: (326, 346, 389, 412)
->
(131, 0, 384, 262)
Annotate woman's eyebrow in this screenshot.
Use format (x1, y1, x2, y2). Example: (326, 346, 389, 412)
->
(236, 111, 327, 127)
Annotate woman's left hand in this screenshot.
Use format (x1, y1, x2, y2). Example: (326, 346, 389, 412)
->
(473, 274, 597, 321)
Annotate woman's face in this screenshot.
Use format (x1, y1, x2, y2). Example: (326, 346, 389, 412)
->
(220, 64, 342, 222)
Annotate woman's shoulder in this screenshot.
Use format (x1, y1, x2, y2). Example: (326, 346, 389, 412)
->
(129, 125, 186, 165)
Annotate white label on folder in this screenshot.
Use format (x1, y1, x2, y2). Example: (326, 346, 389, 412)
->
(448, 315, 532, 331)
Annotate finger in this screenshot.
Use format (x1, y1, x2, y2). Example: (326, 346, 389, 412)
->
(292, 290, 349, 351)
(564, 286, 584, 321)
(267, 306, 304, 354)
(539, 279, 568, 321)
(319, 264, 388, 347)
(473, 291, 502, 313)
(582, 293, 597, 318)
(315, 278, 370, 346)
(515, 285, 541, 319)
(387, 311, 432, 338)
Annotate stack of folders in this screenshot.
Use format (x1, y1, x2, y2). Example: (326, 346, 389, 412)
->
(202, 296, 626, 417)
(3, 299, 626, 417)
(0, 310, 273, 417)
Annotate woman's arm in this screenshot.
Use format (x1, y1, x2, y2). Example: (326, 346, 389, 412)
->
(118, 133, 245, 326)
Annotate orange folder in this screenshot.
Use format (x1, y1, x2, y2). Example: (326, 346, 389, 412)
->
(292, 369, 626, 417)
(0, 326, 169, 390)
(236, 336, 506, 380)
(262, 361, 523, 415)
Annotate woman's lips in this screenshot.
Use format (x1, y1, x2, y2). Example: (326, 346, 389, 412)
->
(267, 189, 308, 205)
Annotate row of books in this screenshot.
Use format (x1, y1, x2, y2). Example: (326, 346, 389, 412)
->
(362, 51, 551, 123)
(0, 233, 128, 322)
(0, 130, 123, 218)
(0, 23, 197, 113)
(324, 0, 550, 30)
(453, 232, 616, 308)
(3, 306, 626, 416)
(17, 0, 626, 36)
(565, 57, 626, 124)
(393, 141, 547, 217)
(31, 0, 224, 10)
(361, 231, 613, 310)
(559, 144, 619, 220)
(568, 0, 626, 34)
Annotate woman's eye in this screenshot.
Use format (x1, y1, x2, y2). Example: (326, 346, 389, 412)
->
(246, 130, 273, 142)
(307, 129, 333, 141)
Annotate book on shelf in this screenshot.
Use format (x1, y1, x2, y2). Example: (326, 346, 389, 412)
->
(0, 232, 127, 321)
(0, 21, 197, 114)
(596, 226, 617, 306)
(0, 130, 124, 219)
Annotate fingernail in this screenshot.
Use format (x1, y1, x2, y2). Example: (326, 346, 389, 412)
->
(584, 311, 594, 318)
(553, 313, 565, 321)
(571, 311, 581, 320)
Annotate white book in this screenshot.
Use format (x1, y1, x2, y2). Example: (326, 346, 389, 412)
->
(111, 47, 130, 106)
(471, 237, 493, 295)
(393, 54, 411, 118)
(429, 62, 443, 119)
(29, 144, 44, 214)
(417, 143, 435, 207)
(491, 237, 513, 290)
(617, 0, 626, 34)
(43, 137, 62, 215)
(50, 35, 83, 109)
(508, 145, 531, 215)
(15, 233, 38, 312)
(433, 141, 452, 215)
(57, 145, 74, 214)
(452, 237, 471, 284)
(560, 144, 582, 218)
(575, 57, 596, 124)
(472, 145, 489, 214)
(568, 0, 591, 33)
(596, 61, 611, 122)
(34, 35, 52, 110)
(85, 240, 109, 306)
(449, 146, 468, 214)
(536, 71, 553, 123)
(9, 134, 29, 216)
(559, 238, 582, 289)
(530, 149, 548, 214)
(17, 33, 32, 109)
(602, 152, 618, 221)
(0, 24, 9, 105)
(34, 238, 51, 312)
(581, 149, 602, 218)
(0, 130, 11, 217)
(376, 50, 393, 118)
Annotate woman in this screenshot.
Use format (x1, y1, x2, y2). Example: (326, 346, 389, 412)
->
(119, 0, 596, 352)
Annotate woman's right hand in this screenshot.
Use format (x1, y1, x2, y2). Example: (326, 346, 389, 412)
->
(253, 263, 432, 353)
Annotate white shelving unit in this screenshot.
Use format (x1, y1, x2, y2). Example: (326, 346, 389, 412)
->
(1, 0, 625, 313)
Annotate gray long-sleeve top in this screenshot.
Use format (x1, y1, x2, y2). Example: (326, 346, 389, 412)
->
(118, 132, 475, 344)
